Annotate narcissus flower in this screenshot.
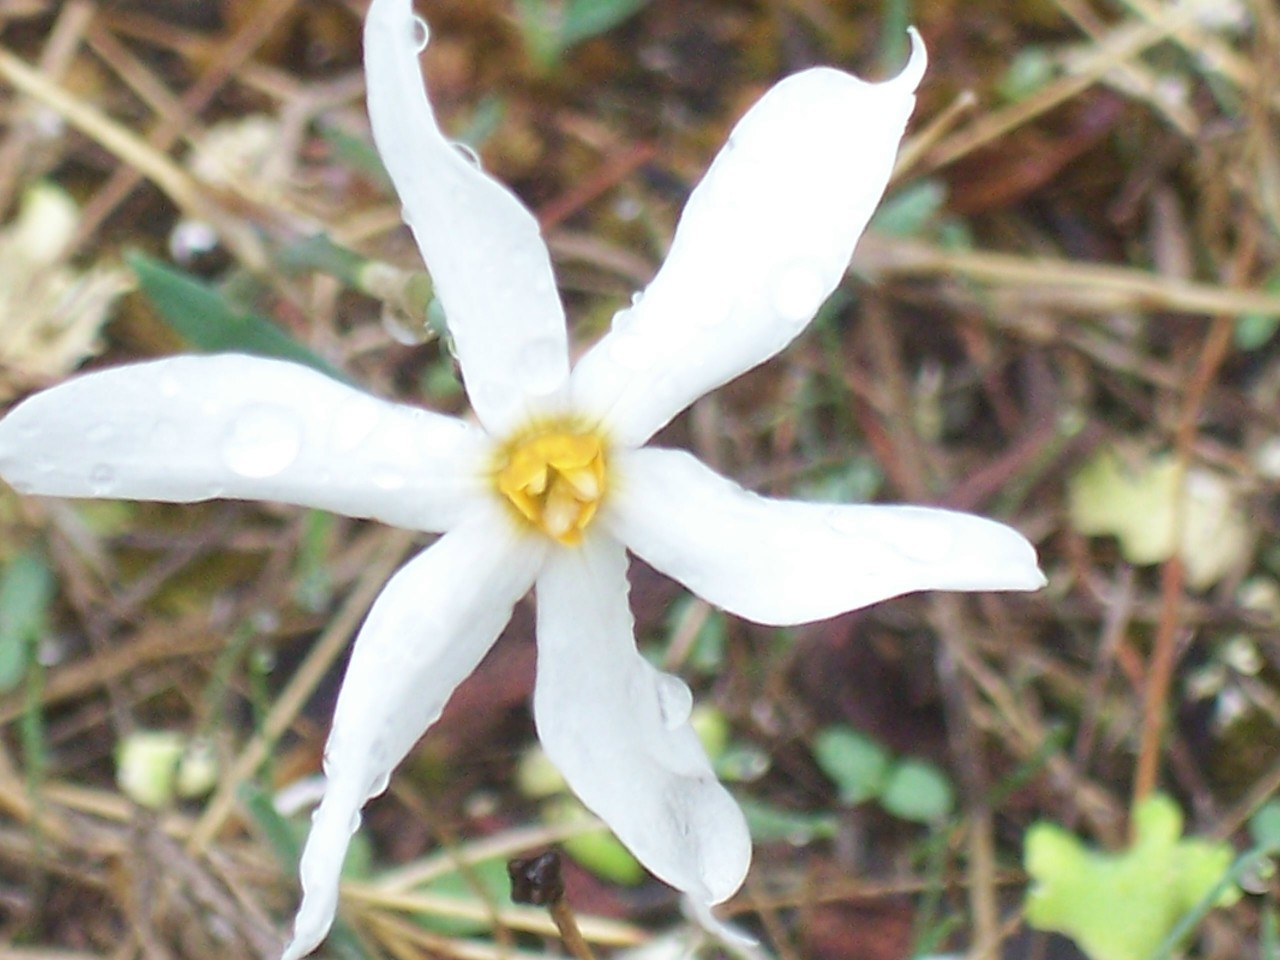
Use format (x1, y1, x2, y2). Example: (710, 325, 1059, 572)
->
(0, 1, 1045, 956)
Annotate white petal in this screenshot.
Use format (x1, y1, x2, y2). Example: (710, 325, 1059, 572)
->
(534, 534, 750, 911)
(607, 447, 1045, 627)
(571, 33, 926, 446)
(364, 0, 569, 434)
(0, 355, 487, 533)
(283, 504, 545, 960)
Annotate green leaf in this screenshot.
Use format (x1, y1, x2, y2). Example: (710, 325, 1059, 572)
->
(414, 857, 512, 936)
(1067, 446, 1250, 589)
(0, 549, 54, 693)
(127, 251, 350, 383)
(1249, 800, 1280, 852)
(1024, 793, 1239, 960)
(561, 0, 650, 47)
(515, 0, 651, 70)
(879, 759, 954, 824)
(813, 726, 891, 805)
(544, 797, 645, 885)
(737, 796, 838, 843)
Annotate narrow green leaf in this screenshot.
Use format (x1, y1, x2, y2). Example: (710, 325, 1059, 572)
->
(127, 251, 350, 383)
(0, 549, 55, 693)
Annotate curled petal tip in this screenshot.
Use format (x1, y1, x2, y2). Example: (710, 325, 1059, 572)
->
(898, 27, 928, 93)
(688, 897, 761, 952)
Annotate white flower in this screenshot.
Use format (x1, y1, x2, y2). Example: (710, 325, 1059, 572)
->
(0, 1, 1045, 956)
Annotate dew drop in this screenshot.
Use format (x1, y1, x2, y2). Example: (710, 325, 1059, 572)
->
(221, 405, 303, 479)
(410, 15, 429, 52)
(452, 141, 482, 169)
(149, 419, 181, 449)
(654, 672, 693, 730)
(772, 261, 829, 325)
(332, 397, 381, 453)
(467, 377, 515, 420)
(88, 463, 116, 495)
(371, 467, 406, 491)
(517, 336, 566, 397)
(369, 771, 392, 797)
(381, 302, 430, 346)
(827, 509, 955, 563)
(606, 318, 662, 372)
(87, 422, 114, 444)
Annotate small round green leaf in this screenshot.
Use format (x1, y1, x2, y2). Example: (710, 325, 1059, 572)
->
(880, 759, 954, 823)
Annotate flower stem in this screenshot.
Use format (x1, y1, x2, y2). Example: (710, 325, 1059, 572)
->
(507, 850, 597, 960)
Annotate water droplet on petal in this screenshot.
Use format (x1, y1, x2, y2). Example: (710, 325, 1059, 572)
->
(88, 463, 116, 495)
(654, 672, 693, 730)
(452, 141, 482, 169)
(87, 423, 114, 444)
(381, 302, 430, 345)
(221, 405, 303, 479)
(372, 467, 406, 491)
(369, 771, 391, 797)
(772, 261, 830, 325)
(827, 509, 955, 564)
(606, 312, 663, 372)
(467, 378, 516, 420)
(410, 15, 429, 52)
(332, 397, 381, 453)
(150, 419, 181, 449)
(517, 336, 566, 397)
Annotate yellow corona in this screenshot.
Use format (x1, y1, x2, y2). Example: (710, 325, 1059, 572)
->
(495, 426, 607, 545)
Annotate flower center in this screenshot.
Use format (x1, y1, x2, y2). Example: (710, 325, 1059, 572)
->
(495, 427, 606, 545)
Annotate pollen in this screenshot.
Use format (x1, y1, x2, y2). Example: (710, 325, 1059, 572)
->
(495, 427, 607, 545)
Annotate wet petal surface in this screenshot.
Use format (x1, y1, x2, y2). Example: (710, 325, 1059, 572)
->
(571, 35, 925, 445)
(364, 0, 569, 434)
(534, 534, 751, 910)
(0, 354, 487, 533)
(607, 447, 1044, 626)
(283, 504, 545, 960)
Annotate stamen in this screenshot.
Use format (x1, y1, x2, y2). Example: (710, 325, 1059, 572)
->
(494, 425, 607, 545)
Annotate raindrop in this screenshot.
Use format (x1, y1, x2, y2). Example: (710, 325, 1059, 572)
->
(654, 672, 693, 730)
(149, 419, 181, 449)
(332, 397, 381, 453)
(168, 219, 219, 264)
(88, 463, 116, 495)
(607, 327, 662, 372)
(221, 405, 303, 479)
(410, 15, 429, 52)
(348, 810, 363, 834)
(467, 378, 516, 421)
(771, 261, 829, 325)
(827, 509, 954, 563)
(368, 771, 392, 797)
(87, 423, 114, 444)
(452, 142, 483, 169)
(381, 302, 430, 346)
(517, 336, 566, 397)
(371, 467, 406, 491)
